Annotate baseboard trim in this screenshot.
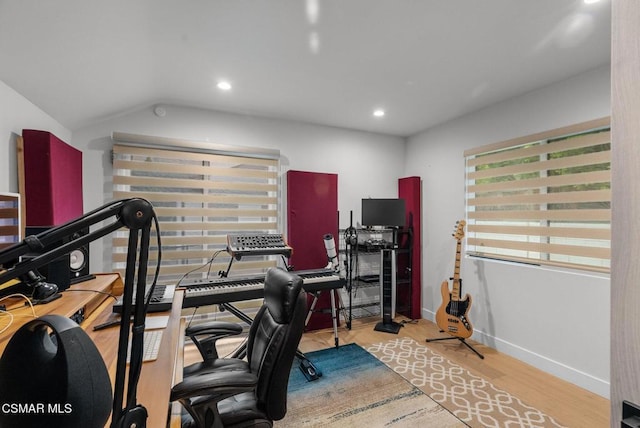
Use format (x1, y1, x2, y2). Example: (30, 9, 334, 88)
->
(422, 309, 610, 398)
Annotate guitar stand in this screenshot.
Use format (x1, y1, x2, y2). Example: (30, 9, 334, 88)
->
(426, 332, 485, 359)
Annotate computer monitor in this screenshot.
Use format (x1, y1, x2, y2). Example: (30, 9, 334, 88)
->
(361, 198, 406, 228)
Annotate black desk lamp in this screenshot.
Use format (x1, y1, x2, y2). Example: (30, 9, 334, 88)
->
(0, 198, 160, 428)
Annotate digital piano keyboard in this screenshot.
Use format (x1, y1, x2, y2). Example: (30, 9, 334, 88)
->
(181, 268, 345, 308)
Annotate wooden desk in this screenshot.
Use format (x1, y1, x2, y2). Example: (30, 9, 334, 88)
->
(0, 273, 185, 428)
(0, 273, 122, 352)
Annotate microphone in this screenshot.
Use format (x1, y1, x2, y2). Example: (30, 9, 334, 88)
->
(323, 234, 344, 276)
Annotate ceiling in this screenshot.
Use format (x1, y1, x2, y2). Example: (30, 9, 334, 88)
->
(0, 0, 611, 137)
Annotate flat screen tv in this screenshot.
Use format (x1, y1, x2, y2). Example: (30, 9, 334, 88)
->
(361, 198, 406, 227)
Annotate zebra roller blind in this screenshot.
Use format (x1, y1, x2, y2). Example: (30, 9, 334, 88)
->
(112, 142, 280, 286)
(464, 117, 611, 273)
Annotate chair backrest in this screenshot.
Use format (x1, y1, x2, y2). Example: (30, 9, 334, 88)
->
(245, 267, 307, 421)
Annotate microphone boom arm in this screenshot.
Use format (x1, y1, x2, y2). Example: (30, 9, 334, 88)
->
(0, 198, 139, 280)
(0, 197, 158, 428)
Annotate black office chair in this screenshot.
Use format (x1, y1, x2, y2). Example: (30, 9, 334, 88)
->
(171, 267, 308, 428)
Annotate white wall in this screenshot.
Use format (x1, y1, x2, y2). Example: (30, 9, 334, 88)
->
(0, 80, 71, 194)
(71, 105, 405, 273)
(405, 64, 611, 397)
(2, 65, 612, 398)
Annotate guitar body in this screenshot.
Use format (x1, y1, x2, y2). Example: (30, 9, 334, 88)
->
(435, 279, 474, 339)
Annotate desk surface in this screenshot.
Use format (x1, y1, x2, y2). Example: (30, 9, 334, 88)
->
(0, 273, 184, 428)
(0, 273, 123, 352)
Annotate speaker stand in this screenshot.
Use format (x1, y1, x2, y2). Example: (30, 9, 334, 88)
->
(426, 333, 484, 359)
(376, 245, 401, 334)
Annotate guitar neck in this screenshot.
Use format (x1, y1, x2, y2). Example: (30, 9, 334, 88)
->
(451, 240, 462, 300)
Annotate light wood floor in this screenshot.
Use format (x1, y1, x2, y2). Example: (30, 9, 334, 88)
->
(297, 316, 610, 428)
(184, 315, 610, 427)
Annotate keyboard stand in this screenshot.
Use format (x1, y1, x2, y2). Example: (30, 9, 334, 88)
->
(212, 302, 253, 360)
(220, 302, 253, 326)
(296, 288, 343, 382)
(306, 289, 341, 348)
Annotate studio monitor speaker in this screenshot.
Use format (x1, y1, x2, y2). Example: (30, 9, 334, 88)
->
(25, 227, 91, 291)
(0, 314, 112, 428)
(68, 228, 90, 280)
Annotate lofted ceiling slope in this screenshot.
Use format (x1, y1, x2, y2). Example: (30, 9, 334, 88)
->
(0, 0, 611, 137)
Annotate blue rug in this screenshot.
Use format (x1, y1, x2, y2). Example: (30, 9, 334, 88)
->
(277, 343, 465, 427)
(287, 343, 382, 392)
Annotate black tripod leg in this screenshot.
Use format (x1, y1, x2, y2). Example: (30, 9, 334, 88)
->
(425, 336, 484, 359)
(458, 338, 484, 359)
(426, 336, 456, 343)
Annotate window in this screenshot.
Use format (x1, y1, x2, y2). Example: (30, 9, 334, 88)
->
(464, 117, 611, 273)
(111, 137, 281, 286)
(0, 193, 20, 251)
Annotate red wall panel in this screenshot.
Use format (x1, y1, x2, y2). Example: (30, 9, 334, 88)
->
(22, 129, 83, 227)
(398, 176, 422, 320)
(286, 170, 338, 330)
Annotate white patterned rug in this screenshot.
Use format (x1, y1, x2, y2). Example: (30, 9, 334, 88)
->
(367, 337, 567, 428)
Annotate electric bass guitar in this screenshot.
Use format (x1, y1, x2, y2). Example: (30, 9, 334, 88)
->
(435, 220, 474, 339)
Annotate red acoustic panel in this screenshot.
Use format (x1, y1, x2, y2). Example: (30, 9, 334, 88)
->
(398, 176, 422, 320)
(22, 130, 83, 227)
(286, 170, 338, 330)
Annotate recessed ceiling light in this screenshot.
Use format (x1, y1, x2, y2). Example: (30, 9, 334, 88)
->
(583, 0, 600, 4)
(217, 81, 232, 91)
(373, 109, 385, 117)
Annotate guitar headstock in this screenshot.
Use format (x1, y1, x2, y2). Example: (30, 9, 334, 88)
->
(452, 220, 466, 242)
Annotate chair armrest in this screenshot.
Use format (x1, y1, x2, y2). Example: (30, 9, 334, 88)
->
(171, 371, 257, 402)
(186, 321, 244, 361)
